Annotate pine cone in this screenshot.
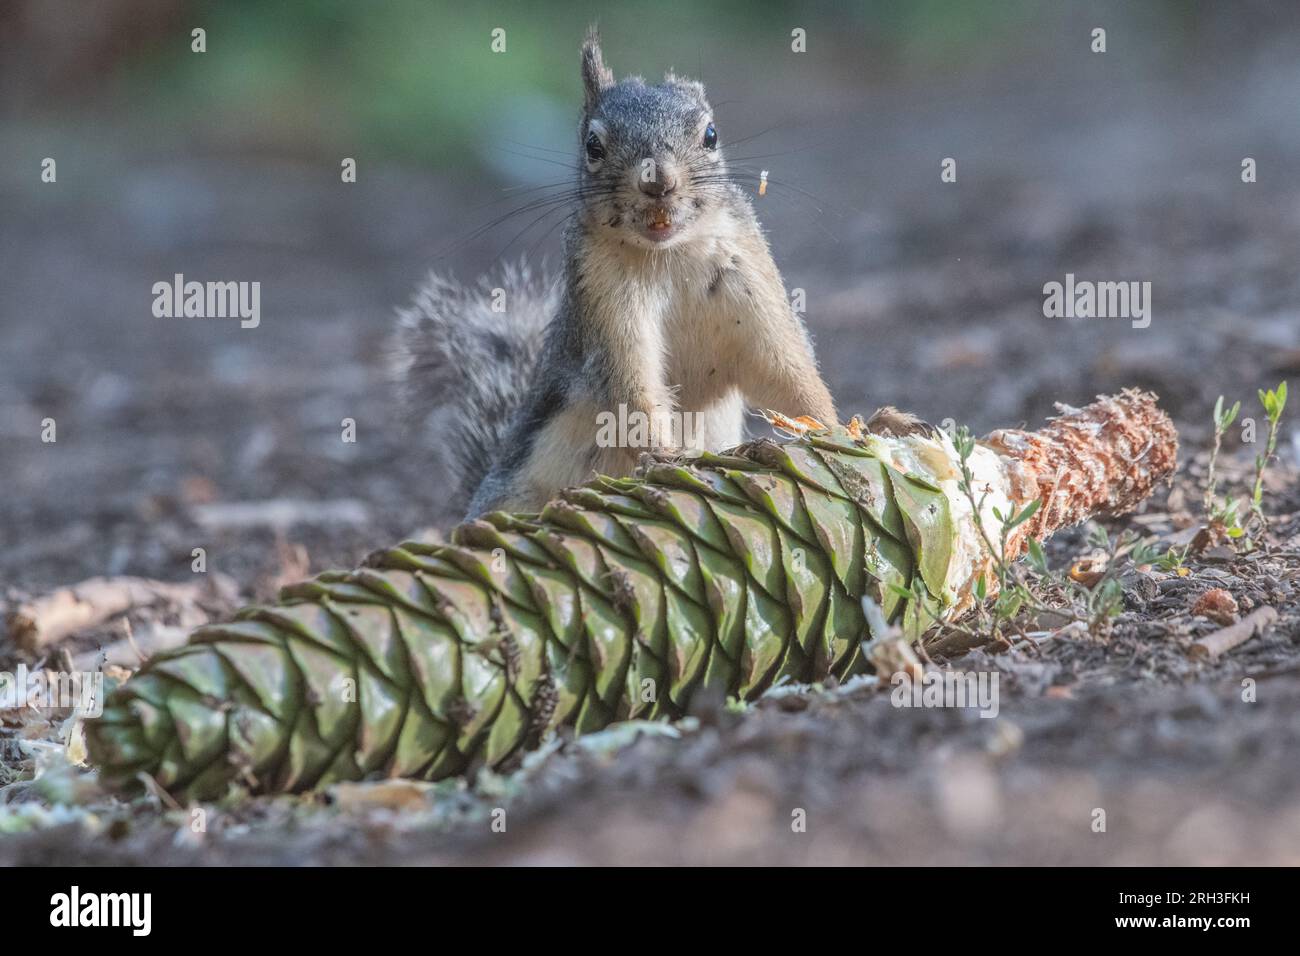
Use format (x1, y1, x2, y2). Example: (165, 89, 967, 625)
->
(85, 390, 1176, 801)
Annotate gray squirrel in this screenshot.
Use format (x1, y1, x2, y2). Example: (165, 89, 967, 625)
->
(397, 30, 914, 518)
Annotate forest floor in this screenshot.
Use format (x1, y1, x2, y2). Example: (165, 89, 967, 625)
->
(2, 53, 1299, 864)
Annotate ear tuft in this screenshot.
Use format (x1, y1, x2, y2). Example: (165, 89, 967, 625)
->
(581, 27, 614, 110)
(663, 72, 706, 100)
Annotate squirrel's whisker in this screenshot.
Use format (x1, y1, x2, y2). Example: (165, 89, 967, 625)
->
(491, 199, 582, 264)
(709, 166, 833, 214)
(713, 121, 789, 150)
(503, 139, 575, 157)
(432, 187, 618, 260)
(466, 179, 593, 214)
(521, 209, 578, 265)
(487, 145, 582, 172)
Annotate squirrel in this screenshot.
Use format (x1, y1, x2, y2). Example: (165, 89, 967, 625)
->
(398, 30, 906, 518)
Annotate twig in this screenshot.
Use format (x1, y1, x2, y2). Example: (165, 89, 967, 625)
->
(73, 623, 190, 672)
(136, 771, 185, 812)
(121, 618, 146, 665)
(1189, 606, 1278, 660)
(926, 626, 1004, 659)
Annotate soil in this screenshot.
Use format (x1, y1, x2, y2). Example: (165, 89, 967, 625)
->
(2, 35, 1299, 865)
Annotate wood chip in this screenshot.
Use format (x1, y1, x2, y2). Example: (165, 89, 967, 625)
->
(1190, 588, 1239, 626)
(190, 498, 371, 530)
(4, 575, 235, 653)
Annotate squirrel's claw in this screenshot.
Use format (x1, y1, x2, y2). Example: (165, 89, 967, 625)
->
(759, 409, 828, 437)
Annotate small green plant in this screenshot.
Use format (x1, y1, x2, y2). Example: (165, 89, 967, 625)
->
(948, 425, 1174, 645)
(1075, 525, 1142, 636)
(1157, 543, 1190, 573)
(1211, 497, 1248, 541)
(950, 426, 1068, 644)
(1249, 381, 1288, 535)
(1202, 381, 1288, 547)
(1203, 395, 1240, 517)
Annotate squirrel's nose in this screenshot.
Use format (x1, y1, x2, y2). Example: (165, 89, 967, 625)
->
(638, 165, 678, 197)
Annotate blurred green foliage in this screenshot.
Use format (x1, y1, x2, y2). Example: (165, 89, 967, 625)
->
(114, 0, 1060, 170)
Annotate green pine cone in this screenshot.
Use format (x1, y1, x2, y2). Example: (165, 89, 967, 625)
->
(85, 427, 957, 800)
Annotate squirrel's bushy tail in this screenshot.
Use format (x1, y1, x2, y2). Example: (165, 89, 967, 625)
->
(393, 262, 555, 506)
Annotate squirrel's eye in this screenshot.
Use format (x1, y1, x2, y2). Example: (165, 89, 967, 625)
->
(702, 123, 717, 149)
(585, 131, 605, 163)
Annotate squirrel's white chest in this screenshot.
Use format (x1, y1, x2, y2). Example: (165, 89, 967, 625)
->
(596, 238, 742, 321)
(582, 218, 760, 405)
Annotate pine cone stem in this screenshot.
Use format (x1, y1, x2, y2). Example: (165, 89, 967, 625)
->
(984, 388, 1180, 546)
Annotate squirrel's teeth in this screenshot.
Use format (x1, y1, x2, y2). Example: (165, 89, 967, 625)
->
(648, 208, 672, 229)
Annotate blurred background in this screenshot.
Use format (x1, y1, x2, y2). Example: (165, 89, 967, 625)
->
(2, 0, 1299, 592)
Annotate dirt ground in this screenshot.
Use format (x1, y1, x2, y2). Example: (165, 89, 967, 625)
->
(2, 30, 1300, 865)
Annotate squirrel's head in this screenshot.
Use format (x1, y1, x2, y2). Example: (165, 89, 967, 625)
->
(577, 30, 727, 249)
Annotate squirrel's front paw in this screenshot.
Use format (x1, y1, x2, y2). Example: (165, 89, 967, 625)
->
(863, 406, 938, 438)
(636, 445, 682, 473)
(644, 407, 682, 457)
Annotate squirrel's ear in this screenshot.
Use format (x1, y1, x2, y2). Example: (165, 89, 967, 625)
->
(581, 28, 614, 109)
(663, 72, 706, 100)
